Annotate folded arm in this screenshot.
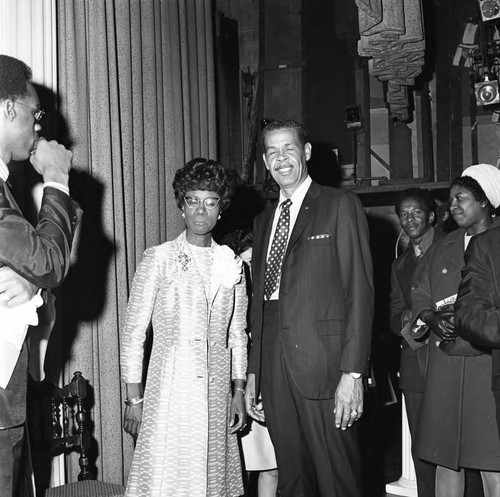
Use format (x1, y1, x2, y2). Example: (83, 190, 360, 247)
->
(0, 186, 80, 288)
(456, 238, 500, 348)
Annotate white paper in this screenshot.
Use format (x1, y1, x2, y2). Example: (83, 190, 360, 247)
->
(0, 292, 43, 388)
(435, 294, 457, 311)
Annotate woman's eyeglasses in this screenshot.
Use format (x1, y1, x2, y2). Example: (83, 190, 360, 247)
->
(184, 197, 221, 210)
(16, 101, 45, 123)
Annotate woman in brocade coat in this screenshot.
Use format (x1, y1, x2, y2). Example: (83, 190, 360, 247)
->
(411, 164, 500, 497)
(121, 158, 248, 497)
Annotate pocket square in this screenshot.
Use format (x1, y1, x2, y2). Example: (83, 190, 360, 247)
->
(307, 233, 331, 240)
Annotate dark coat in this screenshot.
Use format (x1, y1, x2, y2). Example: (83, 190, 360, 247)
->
(390, 229, 439, 392)
(411, 228, 500, 470)
(248, 181, 374, 400)
(0, 179, 81, 428)
(456, 226, 500, 393)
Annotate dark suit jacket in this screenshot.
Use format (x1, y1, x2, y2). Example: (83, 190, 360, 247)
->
(456, 226, 500, 392)
(390, 230, 439, 392)
(248, 181, 374, 400)
(0, 178, 81, 428)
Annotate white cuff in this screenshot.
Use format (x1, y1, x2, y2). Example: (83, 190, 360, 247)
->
(44, 182, 69, 196)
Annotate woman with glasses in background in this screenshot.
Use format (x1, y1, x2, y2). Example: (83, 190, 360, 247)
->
(121, 158, 248, 497)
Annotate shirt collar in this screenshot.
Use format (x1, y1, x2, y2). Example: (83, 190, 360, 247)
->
(0, 156, 8, 182)
(411, 226, 434, 254)
(278, 175, 312, 208)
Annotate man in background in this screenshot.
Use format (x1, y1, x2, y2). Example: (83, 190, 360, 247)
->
(0, 54, 81, 496)
(390, 188, 437, 497)
(245, 119, 373, 497)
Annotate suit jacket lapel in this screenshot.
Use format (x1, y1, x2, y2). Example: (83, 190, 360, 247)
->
(0, 179, 21, 211)
(441, 229, 466, 270)
(284, 181, 320, 260)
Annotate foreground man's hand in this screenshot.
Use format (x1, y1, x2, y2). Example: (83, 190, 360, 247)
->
(334, 373, 363, 430)
(0, 267, 38, 307)
(245, 373, 266, 422)
(30, 138, 72, 186)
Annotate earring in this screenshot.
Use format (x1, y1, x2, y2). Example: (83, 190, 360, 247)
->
(182, 212, 185, 218)
(218, 214, 221, 220)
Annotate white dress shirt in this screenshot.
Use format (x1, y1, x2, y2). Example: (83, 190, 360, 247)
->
(266, 175, 312, 300)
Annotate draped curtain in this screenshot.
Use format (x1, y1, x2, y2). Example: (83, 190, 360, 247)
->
(54, 0, 217, 484)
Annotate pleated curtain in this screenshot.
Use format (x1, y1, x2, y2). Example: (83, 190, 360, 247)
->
(55, 0, 217, 484)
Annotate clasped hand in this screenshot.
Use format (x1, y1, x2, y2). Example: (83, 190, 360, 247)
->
(30, 138, 72, 185)
(423, 309, 457, 341)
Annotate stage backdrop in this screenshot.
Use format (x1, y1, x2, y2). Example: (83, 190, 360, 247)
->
(55, 0, 217, 484)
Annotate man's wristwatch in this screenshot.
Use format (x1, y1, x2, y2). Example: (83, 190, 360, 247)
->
(345, 372, 362, 379)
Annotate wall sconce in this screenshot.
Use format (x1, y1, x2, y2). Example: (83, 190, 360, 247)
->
(478, 0, 500, 22)
(475, 74, 500, 106)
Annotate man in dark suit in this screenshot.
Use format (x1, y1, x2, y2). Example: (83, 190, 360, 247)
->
(455, 226, 500, 438)
(0, 55, 81, 496)
(244, 119, 373, 497)
(390, 188, 437, 497)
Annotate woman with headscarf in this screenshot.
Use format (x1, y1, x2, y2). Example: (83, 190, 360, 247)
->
(411, 164, 500, 497)
(120, 158, 248, 497)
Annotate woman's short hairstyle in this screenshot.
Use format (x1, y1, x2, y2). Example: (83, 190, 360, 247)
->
(260, 119, 308, 148)
(395, 188, 436, 217)
(451, 175, 495, 216)
(0, 55, 32, 102)
(173, 158, 235, 213)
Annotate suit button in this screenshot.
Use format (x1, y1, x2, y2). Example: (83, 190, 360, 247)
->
(435, 341, 440, 347)
(209, 376, 214, 383)
(210, 341, 216, 347)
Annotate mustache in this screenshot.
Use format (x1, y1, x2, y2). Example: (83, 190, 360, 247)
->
(274, 163, 292, 171)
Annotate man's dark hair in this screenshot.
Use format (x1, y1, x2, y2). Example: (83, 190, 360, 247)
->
(0, 55, 32, 102)
(395, 188, 436, 217)
(260, 119, 308, 148)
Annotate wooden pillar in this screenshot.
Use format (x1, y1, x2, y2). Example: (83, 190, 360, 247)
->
(415, 83, 434, 181)
(389, 119, 413, 179)
(355, 57, 371, 179)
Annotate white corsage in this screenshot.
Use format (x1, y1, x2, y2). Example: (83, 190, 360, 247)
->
(213, 245, 243, 288)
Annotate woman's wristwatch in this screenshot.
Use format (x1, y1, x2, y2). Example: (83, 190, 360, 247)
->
(125, 396, 144, 407)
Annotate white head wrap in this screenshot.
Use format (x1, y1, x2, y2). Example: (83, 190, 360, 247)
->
(461, 163, 500, 209)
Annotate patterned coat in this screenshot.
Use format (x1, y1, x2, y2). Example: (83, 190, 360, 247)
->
(411, 228, 500, 470)
(121, 231, 248, 497)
